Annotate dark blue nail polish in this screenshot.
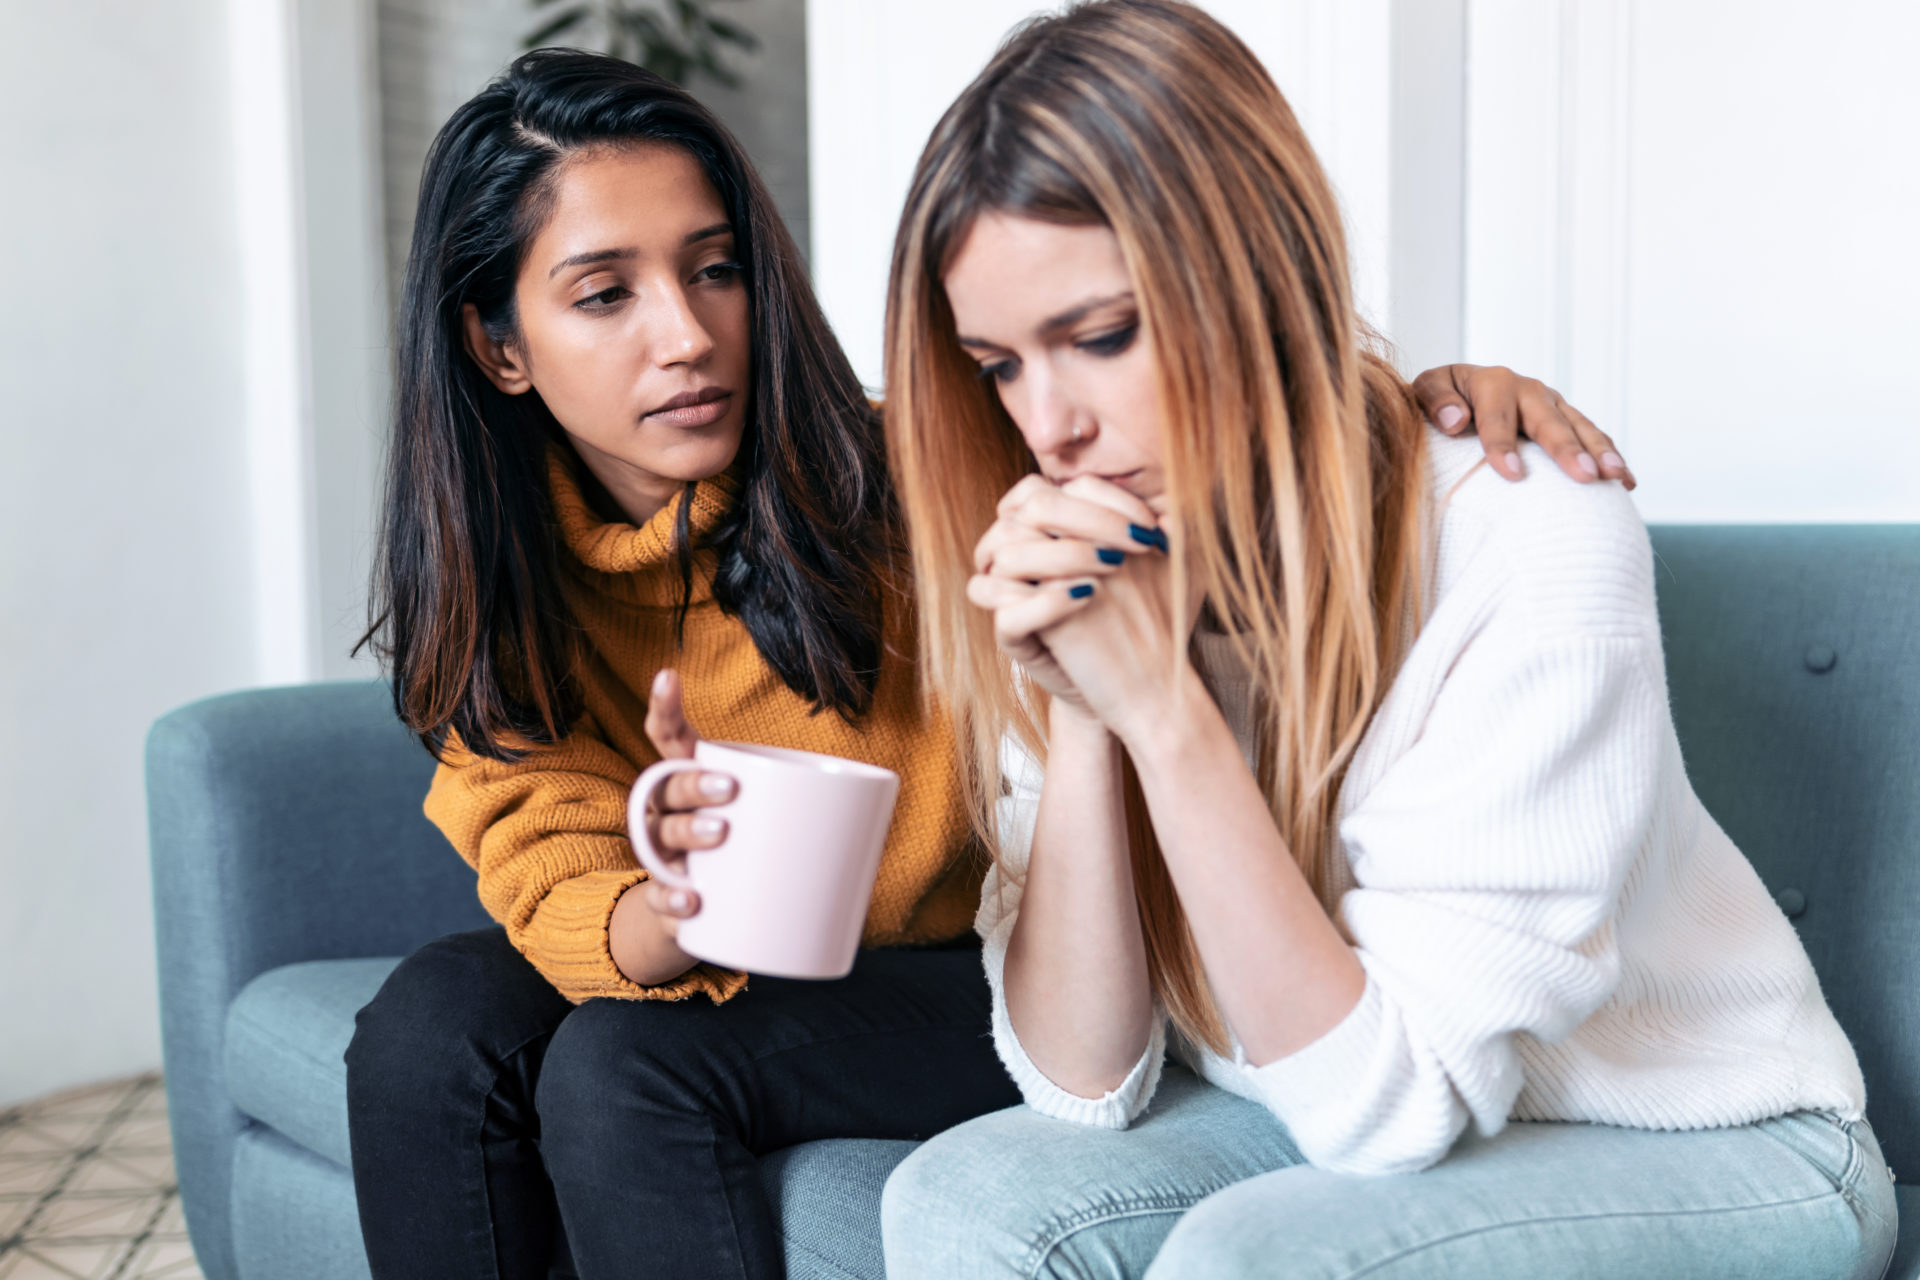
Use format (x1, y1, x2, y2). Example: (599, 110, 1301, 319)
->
(1096, 547, 1125, 565)
(1128, 523, 1167, 551)
(1069, 583, 1095, 599)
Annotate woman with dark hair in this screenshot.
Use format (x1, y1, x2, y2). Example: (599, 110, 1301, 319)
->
(344, 44, 1628, 1280)
(344, 48, 1021, 1279)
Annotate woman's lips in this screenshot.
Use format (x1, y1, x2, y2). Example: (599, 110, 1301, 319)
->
(645, 388, 733, 429)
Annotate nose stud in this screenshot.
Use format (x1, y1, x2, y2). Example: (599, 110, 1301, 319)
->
(1069, 424, 1085, 442)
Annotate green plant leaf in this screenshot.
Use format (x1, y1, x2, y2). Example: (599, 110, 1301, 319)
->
(524, 4, 588, 48)
(703, 15, 758, 51)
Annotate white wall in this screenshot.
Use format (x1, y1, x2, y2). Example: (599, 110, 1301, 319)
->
(0, 0, 386, 1106)
(0, 0, 255, 1103)
(808, 0, 1920, 521)
(1461, 0, 1920, 521)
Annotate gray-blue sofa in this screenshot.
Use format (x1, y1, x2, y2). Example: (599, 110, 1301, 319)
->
(148, 525, 1917, 1279)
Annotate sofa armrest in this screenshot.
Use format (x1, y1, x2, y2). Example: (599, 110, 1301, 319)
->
(146, 680, 489, 1280)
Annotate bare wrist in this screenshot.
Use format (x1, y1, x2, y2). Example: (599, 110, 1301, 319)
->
(1048, 697, 1112, 748)
(609, 882, 695, 986)
(1112, 665, 1220, 766)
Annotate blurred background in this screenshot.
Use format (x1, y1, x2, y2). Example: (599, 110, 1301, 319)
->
(1, 0, 1915, 1108)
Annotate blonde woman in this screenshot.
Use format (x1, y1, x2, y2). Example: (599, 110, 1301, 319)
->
(876, 2, 1894, 1276)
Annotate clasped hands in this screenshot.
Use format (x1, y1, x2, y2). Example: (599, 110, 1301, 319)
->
(968, 474, 1199, 742)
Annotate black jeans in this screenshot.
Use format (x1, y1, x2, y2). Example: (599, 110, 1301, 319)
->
(344, 927, 1019, 1280)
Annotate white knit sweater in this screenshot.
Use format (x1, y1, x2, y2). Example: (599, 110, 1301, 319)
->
(979, 430, 1866, 1176)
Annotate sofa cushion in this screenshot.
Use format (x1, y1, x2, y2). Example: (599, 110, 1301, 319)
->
(1651, 525, 1920, 1178)
(232, 1125, 374, 1280)
(225, 958, 398, 1170)
(1890, 1183, 1917, 1280)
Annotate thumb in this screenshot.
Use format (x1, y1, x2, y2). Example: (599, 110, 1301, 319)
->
(644, 669, 700, 759)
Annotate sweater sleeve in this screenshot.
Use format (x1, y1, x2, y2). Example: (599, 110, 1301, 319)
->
(423, 716, 747, 1005)
(977, 732, 1167, 1128)
(1237, 630, 1666, 1174)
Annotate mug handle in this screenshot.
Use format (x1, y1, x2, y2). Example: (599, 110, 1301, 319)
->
(626, 757, 706, 891)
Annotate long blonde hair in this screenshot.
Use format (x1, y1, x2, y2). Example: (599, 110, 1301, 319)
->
(886, 0, 1428, 1051)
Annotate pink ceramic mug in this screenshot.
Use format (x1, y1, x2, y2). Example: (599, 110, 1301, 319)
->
(626, 741, 901, 979)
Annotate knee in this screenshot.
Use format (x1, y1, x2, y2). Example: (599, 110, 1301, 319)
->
(346, 930, 523, 1100)
(1145, 1188, 1267, 1280)
(880, 1112, 1072, 1280)
(534, 997, 714, 1163)
(880, 1132, 993, 1280)
(1147, 1173, 1344, 1280)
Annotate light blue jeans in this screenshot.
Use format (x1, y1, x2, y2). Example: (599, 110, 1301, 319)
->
(881, 1067, 1897, 1279)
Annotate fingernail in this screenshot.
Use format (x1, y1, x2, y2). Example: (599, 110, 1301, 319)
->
(1096, 547, 1125, 565)
(1577, 453, 1599, 479)
(1602, 451, 1625, 473)
(697, 773, 734, 800)
(1128, 523, 1169, 552)
(669, 890, 691, 911)
(1437, 405, 1466, 431)
(1069, 583, 1095, 599)
(691, 816, 725, 839)
(1503, 451, 1524, 477)
(652, 669, 671, 694)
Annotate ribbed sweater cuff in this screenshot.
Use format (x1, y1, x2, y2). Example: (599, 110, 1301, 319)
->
(524, 868, 749, 1005)
(1245, 973, 1387, 1100)
(982, 911, 1165, 1128)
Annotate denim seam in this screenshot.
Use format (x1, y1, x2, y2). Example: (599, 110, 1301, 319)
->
(1025, 1187, 1232, 1279)
(705, 1113, 755, 1280)
(1751, 1111, 1870, 1218)
(779, 1231, 874, 1280)
(1339, 1187, 1847, 1280)
(478, 1025, 564, 1280)
(1838, 1121, 1896, 1239)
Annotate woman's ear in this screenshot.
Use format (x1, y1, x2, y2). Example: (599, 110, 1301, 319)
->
(461, 302, 533, 395)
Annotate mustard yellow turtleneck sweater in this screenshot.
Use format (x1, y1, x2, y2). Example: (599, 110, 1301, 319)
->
(423, 453, 982, 1004)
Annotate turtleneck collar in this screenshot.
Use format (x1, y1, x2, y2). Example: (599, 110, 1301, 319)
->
(546, 447, 737, 608)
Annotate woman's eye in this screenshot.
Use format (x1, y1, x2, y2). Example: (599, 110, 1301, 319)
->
(698, 261, 744, 283)
(576, 286, 628, 309)
(978, 360, 1018, 384)
(1077, 324, 1138, 358)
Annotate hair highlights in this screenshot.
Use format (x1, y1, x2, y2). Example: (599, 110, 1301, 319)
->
(886, 0, 1428, 1050)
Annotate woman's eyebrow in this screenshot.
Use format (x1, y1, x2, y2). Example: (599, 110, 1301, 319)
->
(1037, 292, 1133, 337)
(548, 247, 635, 279)
(546, 225, 731, 280)
(683, 221, 732, 246)
(955, 291, 1136, 350)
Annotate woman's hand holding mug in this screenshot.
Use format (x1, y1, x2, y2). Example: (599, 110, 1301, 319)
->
(616, 668, 903, 982)
(608, 669, 738, 985)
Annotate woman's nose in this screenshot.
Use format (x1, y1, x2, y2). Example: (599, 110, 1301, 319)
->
(1020, 376, 1096, 458)
(649, 287, 716, 367)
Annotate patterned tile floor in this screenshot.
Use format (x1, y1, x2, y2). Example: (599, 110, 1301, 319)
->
(0, 1075, 201, 1278)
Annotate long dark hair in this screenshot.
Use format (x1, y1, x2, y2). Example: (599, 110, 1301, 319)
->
(362, 49, 897, 760)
